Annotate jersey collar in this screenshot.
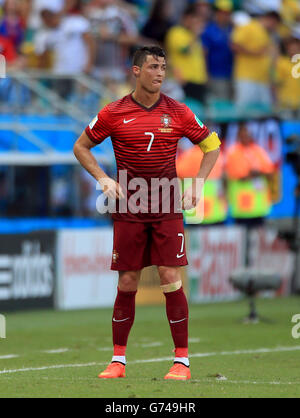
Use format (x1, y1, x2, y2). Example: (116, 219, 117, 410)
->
(130, 93, 162, 112)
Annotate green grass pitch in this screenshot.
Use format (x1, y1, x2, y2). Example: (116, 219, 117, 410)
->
(0, 297, 300, 398)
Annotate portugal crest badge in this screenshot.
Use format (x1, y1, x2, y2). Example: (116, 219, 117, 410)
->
(159, 114, 173, 133)
(161, 114, 171, 128)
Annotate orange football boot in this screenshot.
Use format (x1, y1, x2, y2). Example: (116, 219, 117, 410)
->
(164, 363, 191, 380)
(98, 362, 126, 379)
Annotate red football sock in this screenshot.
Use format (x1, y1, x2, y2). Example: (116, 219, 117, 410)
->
(163, 287, 189, 357)
(112, 288, 137, 348)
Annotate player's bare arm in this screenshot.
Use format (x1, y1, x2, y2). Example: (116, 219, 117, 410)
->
(196, 147, 220, 181)
(182, 135, 221, 210)
(73, 131, 124, 199)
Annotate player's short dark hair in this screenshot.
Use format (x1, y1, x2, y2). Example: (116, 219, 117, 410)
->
(133, 46, 166, 67)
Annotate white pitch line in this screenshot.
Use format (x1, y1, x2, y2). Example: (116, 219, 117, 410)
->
(0, 362, 106, 375)
(130, 345, 300, 364)
(33, 376, 300, 386)
(139, 342, 163, 348)
(98, 342, 164, 351)
(43, 349, 70, 354)
(184, 345, 300, 360)
(191, 379, 300, 386)
(0, 345, 300, 375)
(0, 355, 19, 360)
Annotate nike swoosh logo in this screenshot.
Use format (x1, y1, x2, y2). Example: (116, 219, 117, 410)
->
(170, 318, 187, 324)
(176, 254, 185, 259)
(113, 317, 130, 322)
(123, 118, 136, 124)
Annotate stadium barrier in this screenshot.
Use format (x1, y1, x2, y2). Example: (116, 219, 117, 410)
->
(187, 226, 246, 303)
(55, 228, 117, 310)
(0, 226, 295, 312)
(0, 231, 56, 311)
(248, 228, 294, 295)
(187, 226, 294, 303)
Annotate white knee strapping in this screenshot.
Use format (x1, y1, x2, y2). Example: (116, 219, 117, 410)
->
(160, 280, 182, 293)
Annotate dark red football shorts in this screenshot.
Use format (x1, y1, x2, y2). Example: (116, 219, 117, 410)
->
(111, 218, 188, 271)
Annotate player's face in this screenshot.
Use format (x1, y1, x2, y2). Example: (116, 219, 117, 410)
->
(135, 55, 166, 94)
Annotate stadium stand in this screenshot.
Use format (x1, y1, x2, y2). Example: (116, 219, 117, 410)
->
(0, 0, 299, 228)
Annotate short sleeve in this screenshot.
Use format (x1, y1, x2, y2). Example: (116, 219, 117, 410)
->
(34, 30, 51, 55)
(201, 26, 212, 50)
(166, 27, 190, 54)
(231, 25, 248, 46)
(2, 38, 17, 62)
(85, 105, 112, 144)
(75, 16, 90, 33)
(119, 11, 138, 36)
(181, 105, 210, 145)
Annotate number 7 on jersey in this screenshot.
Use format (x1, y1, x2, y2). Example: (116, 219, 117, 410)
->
(145, 132, 155, 152)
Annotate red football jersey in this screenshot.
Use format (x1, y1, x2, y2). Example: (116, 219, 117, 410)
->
(85, 93, 210, 222)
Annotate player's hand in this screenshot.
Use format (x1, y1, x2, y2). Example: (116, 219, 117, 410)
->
(181, 180, 203, 210)
(98, 177, 125, 200)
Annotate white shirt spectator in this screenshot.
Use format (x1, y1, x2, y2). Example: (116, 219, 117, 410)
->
(86, 3, 138, 81)
(35, 15, 90, 75)
(28, 0, 64, 30)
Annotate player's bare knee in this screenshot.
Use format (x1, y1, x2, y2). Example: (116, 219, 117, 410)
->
(158, 267, 181, 286)
(118, 271, 140, 291)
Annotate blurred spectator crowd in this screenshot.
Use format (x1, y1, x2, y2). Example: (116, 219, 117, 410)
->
(0, 0, 299, 221)
(0, 0, 300, 116)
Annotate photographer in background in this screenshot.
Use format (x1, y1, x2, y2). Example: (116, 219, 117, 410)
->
(225, 123, 275, 227)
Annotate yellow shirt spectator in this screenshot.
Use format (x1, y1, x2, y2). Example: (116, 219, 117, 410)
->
(166, 25, 207, 85)
(232, 19, 271, 84)
(276, 55, 300, 110)
(281, 0, 300, 25)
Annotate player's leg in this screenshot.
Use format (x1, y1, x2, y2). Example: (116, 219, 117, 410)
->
(151, 219, 190, 380)
(99, 270, 141, 379)
(99, 220, 149, 379)
(112, 271, 141, 361)
(158, 266, 191, 381)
